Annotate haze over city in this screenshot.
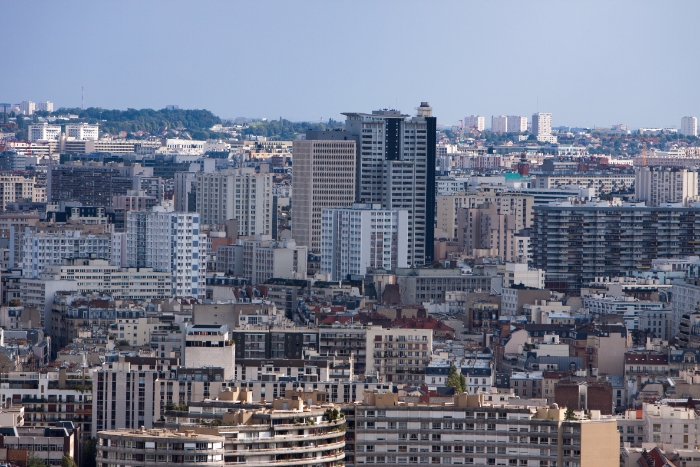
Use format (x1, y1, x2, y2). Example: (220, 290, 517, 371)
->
(3, 0, 699, 128)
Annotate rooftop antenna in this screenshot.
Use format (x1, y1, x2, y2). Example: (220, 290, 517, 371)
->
(82, 86, 84, 110)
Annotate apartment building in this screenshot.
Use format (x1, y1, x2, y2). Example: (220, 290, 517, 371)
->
(507, 116, 528, 133)
(531, 173, 635, 197)
(437, 191, 533, 240)
(97, 428, 225, 467)
(156, 392, 346, 467)
(292, 132, 356, 253)
(532, 112, 556, 143)
(47, 164, 142, 206)
(174, 171, 197, 212)
(36, 101, 54, 112)
(365, 326, 432, 384)
(321, 204, 408, 280)
(66, 123, 99, 140)
(465, 115, 485, 132)
(532, 202, 700, 295)
(0, 370, 92, 439)
(582, 295, 671, 341)
(491, 115, 508, 133)
(319, 324, 368, 374)
(394, 268, 495, 305)
(3, 425, 81, 467)
(681, 116, 698, 137)
(0, 175, 41, 211)
(343, 102, 437, 266)
(185, 324, 235, 379)
(126, 208, 205, 298)
(215, 236, 307, 285)
(634, 166, 698, 206)
(353, 391, 619, 467)
(457, 201, 529, 262)
(21, 230, 111, 278)
(195, 168, 272, 236)
(28, 122, 61, 141)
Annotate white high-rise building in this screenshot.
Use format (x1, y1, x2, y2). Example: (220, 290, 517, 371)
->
(126, 208, 205, 298)
(321, 204, 408, 281)
(19, 101, 35, 116)
(28, 122, 61, 141)
(635, 166, 698, 206)
(532, 112, 552, 136)
(681, 116, 698, 137)
(343, 102, 436, 266)
(35, 101, 54, 112)
(491, 115, 508, 133)
(464, 115, 485, 132)
(532, 112, 557, 143)
(292, 134, 356, 253)
(507, 115, 528, 133)
(21, 230, 111, 278)
(65, 123, 99, 140)
(195, 168, 272, 236)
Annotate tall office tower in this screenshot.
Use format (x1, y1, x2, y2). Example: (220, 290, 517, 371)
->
(28, 122, 61, 141)
(532, 112, 552, 137)
(292, 132, 356, 253)
(491, 115, 508, 133)
(35, 101, 54, 112)
(65, 122, 99, 140)
(507, 115, 528, 133)
(681, 116, 698, 137)
(196, 168, 272, 236)
(19, 101, 35, 116)
(321, 204, 408, 280)
(464, 115, 485, 132)
(343, 102, 437, 266)
(126, 207, 205, 298)
(635, 166, 698, 206)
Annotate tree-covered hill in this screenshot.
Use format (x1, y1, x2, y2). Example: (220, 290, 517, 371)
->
(241, 118, 343, 140)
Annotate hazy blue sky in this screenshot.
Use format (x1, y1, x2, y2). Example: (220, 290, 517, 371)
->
(3, 1, 698, 128)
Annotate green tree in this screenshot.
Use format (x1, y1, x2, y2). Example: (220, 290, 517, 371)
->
(564, 407, 576, 421)
(61, 454, 78, 467)
(28, 452, 47, 467)
(82, 438, 98, 467)
(445, 364, 466, 394)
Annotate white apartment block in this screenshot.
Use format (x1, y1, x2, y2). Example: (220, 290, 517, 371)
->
(185, 324, 235, 379)
(126, 208, 205, 298)
(163, 138, 205, 154)
(681, 116, 698, 137)
(292, 136, 356, 253)
(507, 115, 528, 133)
(66, 123, 99, 140)
(670, 281, 700, 337)
(634, 166, 698, 206)
(532, 173, 636, 197)
(465, 115, 485, 132)
(35, 101, 54, 112)
(344, 103, 436, 266)
(215, 236, 307, 285)
(321, 204, 409, 281)
(21, 230, 111, 278)
(532, 112, 552, 137)
(196, 168, 272, 236)
(582, 295, 670, 340)
(28, 123, 61, 141)
(0, 175, 39, 211)
(365, 326, 433, 384)
(491, 115, 508, 133)
(19, 101, 35, 116)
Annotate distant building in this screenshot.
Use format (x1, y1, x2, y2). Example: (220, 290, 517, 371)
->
(35, 101, 54, 112)
(65, 122, 99, 140)
(532, 112, 557, 143)
(465, 115, 485, 132)
(321, 204, 408, 281)
(507, 115, 528, 133)
(292, 132, 356, 253)
(681, 116, 698, 137)
(28, 122, 61, 141)
(491, 115, 508, 133)
(19, 101, 35, 115)
(634, 167, 698, 206)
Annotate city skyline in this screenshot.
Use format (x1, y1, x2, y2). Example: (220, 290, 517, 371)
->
(3, 1, 699, 128)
